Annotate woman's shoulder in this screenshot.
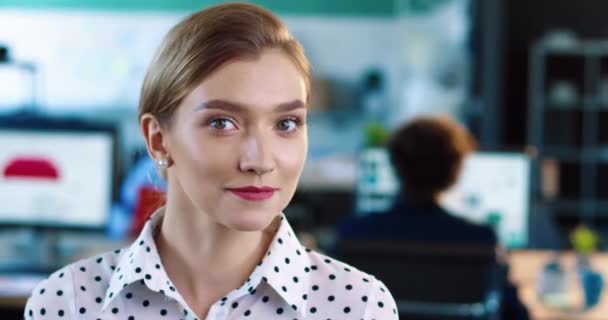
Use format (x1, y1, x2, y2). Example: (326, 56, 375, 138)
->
(304, 248, 399, 318)
(24, 248, 127, 319)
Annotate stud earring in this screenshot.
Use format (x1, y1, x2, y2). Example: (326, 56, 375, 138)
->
(157, 159, 169, 168)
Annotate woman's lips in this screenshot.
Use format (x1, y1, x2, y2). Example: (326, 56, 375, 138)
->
(227, 186, 277, 201)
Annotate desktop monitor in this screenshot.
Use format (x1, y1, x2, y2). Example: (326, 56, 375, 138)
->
(356, 150, 531, 249)
(0, 117, 117, 229)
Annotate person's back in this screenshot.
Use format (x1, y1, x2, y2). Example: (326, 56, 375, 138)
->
(338, 197, 496, 245)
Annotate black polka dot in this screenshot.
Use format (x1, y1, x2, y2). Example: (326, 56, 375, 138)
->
(244, 310, 251, 316)
(40, 308, 46, 315)
(143, 300, 150, 307)
(79, 307, 86, 314)
(58, 309, 64, 316)
(310, 307, 317, 313)
(94, 276, 101, 282)
(328, 295, 335, 301)
(155, 264, 161, 269)
(129, 316, 135, 320)
(232, 302, 238, 309)
(79, 266, 86, 272)
(262, 296, 269, 303)
(344, 306, 351, 313)
(95, 297, 102, 303)
(145, 274, 152, 280)
(293, 276, 299, 283)
(346, 284, 353, 290)
(276, 307, 284, 314)
(362, 296, 368, 302)
(59, 272, 64, 278)
(56, 290, 63, 296)
(135, 267, 142, 273)
(126, 292, 133, 299)
(112, 308, 119, 314)
(80, 285, 86, 292)
(274, 266, 280, 272)
(312, 285, 319, 291)
(160, 309, 167, 316)
(329, 274, 336, 280)
(302, 294, 308, 300)
(96, 257, 103, 263)
(378, 301, 385, 308)
(39, 288, 45, 294)
(285, 257, 290, 264)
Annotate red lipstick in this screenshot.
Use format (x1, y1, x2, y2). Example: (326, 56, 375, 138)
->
(227, 186, 277, 201)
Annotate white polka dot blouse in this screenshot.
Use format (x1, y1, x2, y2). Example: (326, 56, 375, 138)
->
(24, 209, 398, 319)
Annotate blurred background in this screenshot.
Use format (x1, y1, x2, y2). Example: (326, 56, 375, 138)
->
(2, 0, 608, 319)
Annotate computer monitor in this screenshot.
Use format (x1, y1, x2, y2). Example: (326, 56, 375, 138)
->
(440, 152, 531, 249)
(0, 117, 117, 229)
(356, 150, 531, 249)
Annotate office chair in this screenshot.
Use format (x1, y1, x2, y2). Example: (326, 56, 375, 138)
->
(334, 240, 502, 320)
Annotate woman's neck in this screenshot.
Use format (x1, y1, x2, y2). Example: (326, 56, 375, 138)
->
(155, 198, 274, 317)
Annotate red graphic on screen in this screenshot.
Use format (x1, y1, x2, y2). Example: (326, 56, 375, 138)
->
(3, 157, 60, 180)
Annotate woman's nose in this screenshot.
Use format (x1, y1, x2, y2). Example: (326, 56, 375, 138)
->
(238, 135, 276, 175)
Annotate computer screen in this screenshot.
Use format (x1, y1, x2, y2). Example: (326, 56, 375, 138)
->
(440, 152, 531, 249)
(0, 120, 115, 229)
(356, 150, 531, 248)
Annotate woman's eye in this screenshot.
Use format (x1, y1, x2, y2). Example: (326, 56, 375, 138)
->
(278, 119, 298, 132)
(209, 118, 236, 130)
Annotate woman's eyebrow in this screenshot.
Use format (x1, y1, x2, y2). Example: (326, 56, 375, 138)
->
(194, 99, 306, 113)
(275, 100, 306, 112)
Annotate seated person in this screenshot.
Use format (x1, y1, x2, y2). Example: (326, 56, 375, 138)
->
(337, 115, 529, 320)
(338, 115, 494, 244)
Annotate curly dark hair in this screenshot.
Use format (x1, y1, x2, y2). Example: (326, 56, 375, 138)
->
(387, 116, 477, 201)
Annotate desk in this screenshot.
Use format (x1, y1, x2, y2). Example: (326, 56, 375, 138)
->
(509, 250, 608, 320)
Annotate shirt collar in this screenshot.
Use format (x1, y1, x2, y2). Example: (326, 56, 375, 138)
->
(102, 208, 177, 311)
(103, 208, 310, 318)
(238, 214, 310, 317)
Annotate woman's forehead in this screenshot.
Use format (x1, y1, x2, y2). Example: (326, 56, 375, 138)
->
(181, 50, 307, 113)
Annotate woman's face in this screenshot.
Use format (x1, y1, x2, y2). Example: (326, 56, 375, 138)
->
(164, 48, 308, 231)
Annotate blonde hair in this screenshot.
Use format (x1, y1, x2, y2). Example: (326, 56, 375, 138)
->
(138, 2, 311, 127)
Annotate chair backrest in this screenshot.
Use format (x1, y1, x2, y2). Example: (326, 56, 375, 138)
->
(334, 240, 501, 320)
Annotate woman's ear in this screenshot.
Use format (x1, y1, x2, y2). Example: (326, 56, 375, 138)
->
(140, 113, 172, 166)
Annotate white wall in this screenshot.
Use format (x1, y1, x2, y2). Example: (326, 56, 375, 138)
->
(0, 10, 402, 112)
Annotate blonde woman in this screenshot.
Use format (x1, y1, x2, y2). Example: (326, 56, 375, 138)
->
(24, 3, 397, 319)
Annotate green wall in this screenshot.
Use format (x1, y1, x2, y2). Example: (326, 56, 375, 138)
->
(0, 0, 396, 16)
